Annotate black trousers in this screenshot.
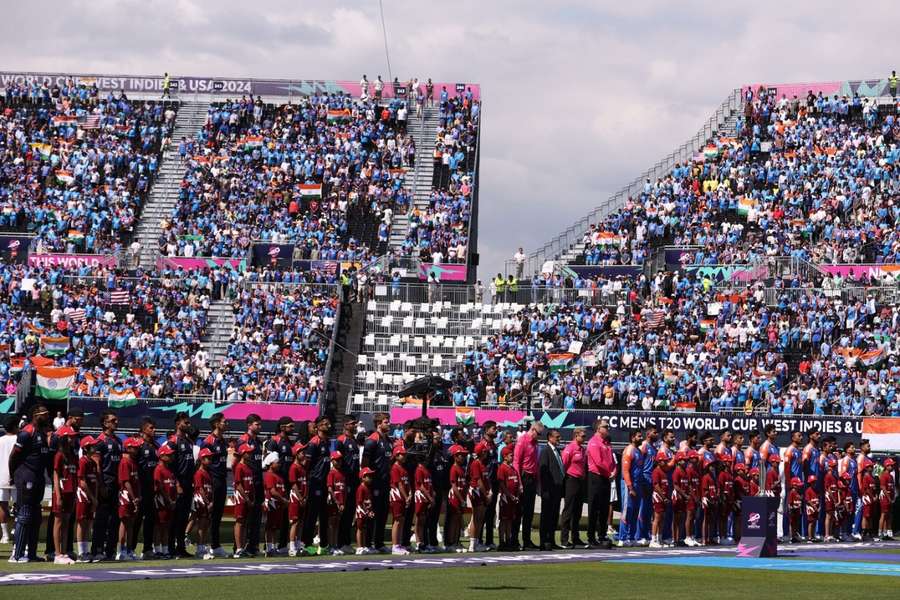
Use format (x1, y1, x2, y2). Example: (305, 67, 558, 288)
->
(339, 480, 358, 547)
(247, 482, 264, 552)
(138, 481, 155, 552)
(484, 481, 499, 545)
(426, 488, 448, 546)
(519, 473, 537, 546)
(560, 476, 586, 544)
(91, 483, 119, 557)
(372, 481, 389, 549)
(539, 485, 563, 546)
(210, 478, 227, 549)
(587, 473, 611, 542)
(170, 484, 192, 553)
(302, 482, 328, 546)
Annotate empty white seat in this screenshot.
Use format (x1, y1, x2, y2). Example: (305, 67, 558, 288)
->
(401, 302, 413, 313)
(414, 336, 424, 348)
(353, 393, 364, 407)
(406, 355, 417, 367)
(390, 300, 401, 312)
(443, 337, 455, 349)
(364, 333, 375, 347)
(432, 354, 443, 367)
(377, 394, 389, 406)
(419, 303, 430, 313)
(367, 300, 377, 312)
(376, 354, 388, 366)
(380, 316, 393, 327)
(365, 372, 376, 385)
(402, 316, 414, 329)
(471, 317, 483, 330)
(357, 355, 368, 366)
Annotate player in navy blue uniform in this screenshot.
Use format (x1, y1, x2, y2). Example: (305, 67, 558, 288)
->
(200, 413, 230, 557)
(237, 414, 263, 556)
(362, 412, 393, 553)
(334, 414, 361, 552)
(91, 410, 122, 560)
(169, 412, 196, 558)
(7, 404, 50, 562)
(302, 416, 332, 552)
(265, 416, 295, 552)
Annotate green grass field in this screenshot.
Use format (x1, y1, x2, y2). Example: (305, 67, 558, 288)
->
(7, 563, 900, 600)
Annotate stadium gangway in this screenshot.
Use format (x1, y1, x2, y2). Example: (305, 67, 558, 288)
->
(371, 282, 475, 304)
(493, 287, 629, 307)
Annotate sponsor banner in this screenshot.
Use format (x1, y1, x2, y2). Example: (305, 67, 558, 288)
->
(156, 256, 246, 272)
(0, 234, 32, 264)
(664, 248, 699, 267)
(253, 243, 295, 269)
(418, 263, 467, 282)
(683, 264, 770, 283)
(28, 253, 118, 269)
(529, 410, 864, 446)
(0, 72, 481, 100)
(738, 496, 779, 557)
(389, 407, 527, 428)
(566, 265, 643, 279)
(819, 263, 900, 281)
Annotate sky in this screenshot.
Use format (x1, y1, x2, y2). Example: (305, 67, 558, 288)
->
(2, 0, 898, 279)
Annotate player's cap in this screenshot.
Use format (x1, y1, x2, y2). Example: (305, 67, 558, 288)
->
(198, 447, 214, 460)
(55, 425, 78, 438)
(655, 451, 669, 463)
(766, 453, 781, 464)
(237, 443, 254, 456)
(123, 437, 143, 449)
(450, 444, 468, 456)
(330, 450, 343, 460)
(501, 445, 514, 458)
(806, 475, 817, 484)
(687, 449, 699, 460)
(359, 467, 375, 478)
(790, 476, 802, 487)
(861, 458, 874, 469)
(79, 435, 96, 450)
(734, 462, 747, 472)
(292, 441, 307, 456)
(157, 444, 175, 457)
(263, 452, 280, 468)
(840, 471, 852, 481)
(884, 458, 895, 468)
(392, 445, 407, 457)
(749, 467, 760, 476)
(474, 441, 488, 455)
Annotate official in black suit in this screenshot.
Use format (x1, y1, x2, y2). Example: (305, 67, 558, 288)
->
(538, 429, 565, 550)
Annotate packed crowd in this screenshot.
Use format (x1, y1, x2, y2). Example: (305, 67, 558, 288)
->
(161, 94, 414, 260)
(1, 79, 175, 254)
(576, 88, 900, 267)
(3, 409, 896, 565)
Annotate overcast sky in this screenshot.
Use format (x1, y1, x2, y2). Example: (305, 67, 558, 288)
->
(2, 1, 897, 278)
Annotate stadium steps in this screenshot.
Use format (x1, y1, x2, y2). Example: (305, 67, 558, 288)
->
(331, 301, 366, 426)
(389, 106, 442, 251)
(134, 101, 210, 269)
(202, 297, 235, 366)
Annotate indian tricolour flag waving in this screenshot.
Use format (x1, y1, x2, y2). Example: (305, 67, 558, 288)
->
(35, 366, 76, 400)
(737, 197, 757, 216)
(40, 336, 70, 356)
(548, 353, 575, 373)
(326, 109, 352, 122)
(298, 183, 322, 198)
(108, 387, 138, 408)
(862, 417, 900, 451)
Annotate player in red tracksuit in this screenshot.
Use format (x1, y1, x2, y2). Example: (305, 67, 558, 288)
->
(192, 448, 214, 559)
(356, 468, 376, 554)
(288, 442, 308, 556)
(670, 452, 688, 547)
(717, 454, 735, 544)
(788, 477, 803, 542)
(650, 451, 670, 548)
(326, 451, 346, 555)
(468, 442, 491, 552)
(389, 446, 411, 555)
(860, 460, 877, 539)
(447, 445, 469, 552)
(233, 443, 256, 558)
(879, 458, 896, 540)
(684, 450, 701, 547)
(414, 459, 434, 553)
(154, 445, 178, 558)
(805, 475, 820, 542)
(117, 437, 142, 560)
(263, 453, 287, 557)
(497, 445, 521, 551)
(51, 426, 79, 564)
(732, 462, 749, 544)
(700, 457, 718, 546)
(75, 436, 100, 562)
(823, 460, 839, 541)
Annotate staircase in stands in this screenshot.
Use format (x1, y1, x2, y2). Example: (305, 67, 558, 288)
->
(134, 101, 209, 269)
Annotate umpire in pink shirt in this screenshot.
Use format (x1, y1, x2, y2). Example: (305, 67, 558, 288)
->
(513, 419, 543, 549)
(560, 427, 588, 548)
(586, 418, 615, 547)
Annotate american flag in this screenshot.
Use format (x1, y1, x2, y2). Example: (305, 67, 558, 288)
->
(641, 309, 666, 329)
(68, 308, 86, 324)
(79, 114, 101, 130)
(109, 290, 130, 305)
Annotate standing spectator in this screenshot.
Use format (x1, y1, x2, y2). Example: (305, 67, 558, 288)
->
(92, 410, 122, 560)
(513, 419, 543, 549)
(586, 418, 615, 547)
(891, 70, 898, 98)
(52, 411, 65, 431)
(538, 429, 565, 551)
(560, 427, 588, 548)
(362, 413, 393, 553)
(200, 414, 230, 558)
(514, 248, 526, 280)
(162, 72, 171, 98)
(0, 416, 18, 544)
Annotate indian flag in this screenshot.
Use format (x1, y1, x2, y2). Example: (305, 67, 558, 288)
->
(700, 318, 717, 331)
(298, 183, 322, 198)
(108, 387, 138, 408)
(859, 348, 885, 368)
(862, 418, 900, 451)
(239, 135, 264, 148)
(40, 336, 70, 356)
(703, 144, 719, 160)
(737, 197, 757, 216)
(327, 109, 352, 122)
(66, 229, 84, 242)
(455, 408, 475, 426)
(35, 366, 76, 400)
(548, 353, 575, 373)
(595, 232, 622, 245)
(31, 143, 52, 160)
(56, 170, 75, 185)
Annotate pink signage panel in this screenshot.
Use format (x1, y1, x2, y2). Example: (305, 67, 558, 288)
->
(28, 253, 118, 268)
(221, 403, 320, 422)
(390, 407, 526, 427)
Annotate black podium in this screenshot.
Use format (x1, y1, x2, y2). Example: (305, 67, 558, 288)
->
(737, 496, 779, 557)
